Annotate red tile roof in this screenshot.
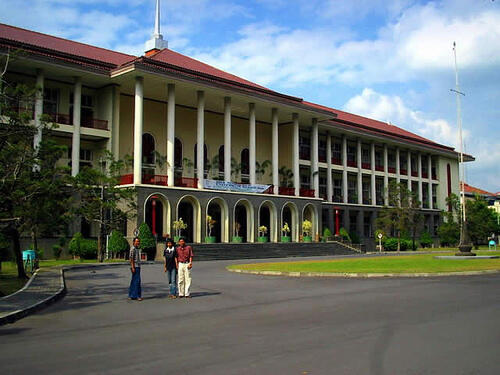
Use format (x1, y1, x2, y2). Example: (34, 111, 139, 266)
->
(0, 23, 134, 67)
(462, 182, 495, 196)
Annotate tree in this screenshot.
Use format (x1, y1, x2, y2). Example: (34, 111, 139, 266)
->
(255, 160, 271, 183)
(376, 181, 422, 252)
(278, 166, 294, 187)
(437, 193, 460, 246)
(108, 230, 129, 258)
(0, 82, 72, 279)
(231, 157, 242, 181)
(137, 222, 155, 260)
(466, 195, 499, 248)
(73, 151, 137, 262)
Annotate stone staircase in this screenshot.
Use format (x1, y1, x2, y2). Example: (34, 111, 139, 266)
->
(191, 242, 358, 261)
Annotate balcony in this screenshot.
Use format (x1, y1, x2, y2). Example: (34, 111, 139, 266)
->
(432, 172, 437, 180)
(120, 174, 168, 186)
(362, 162, 371, 170)
(300, 188, 315, 197)
(422, 172, 429, 179)
(375, 165, 384, 172)
(411, 171, 418, 177)
(279, 187, 295, 196)
(46, 113, 109, 130)
(263, 185, 274, 194)
(175, 177, 198, 188)
(331, 157, 342, 165)
(400, 168, 407, 175)
(347, 160, 357, 168)
(319, 154, 326, 163)
(388, 167, 396, 174)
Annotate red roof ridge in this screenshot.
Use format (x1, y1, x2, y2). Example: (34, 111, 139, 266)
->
(0, 22, 135, 66)
(462, 182, 495, 196)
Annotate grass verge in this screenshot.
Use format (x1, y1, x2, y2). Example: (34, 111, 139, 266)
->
(227, 251, 500, 275)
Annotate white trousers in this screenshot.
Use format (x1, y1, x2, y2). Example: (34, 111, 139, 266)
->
(178, 262, 192, 297)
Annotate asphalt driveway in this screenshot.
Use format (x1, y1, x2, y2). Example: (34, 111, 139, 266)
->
(1, 258, 499, 374)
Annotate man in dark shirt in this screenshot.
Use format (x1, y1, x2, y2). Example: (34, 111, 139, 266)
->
(176, 237, 194, 298)
(164, 238, 177, 298)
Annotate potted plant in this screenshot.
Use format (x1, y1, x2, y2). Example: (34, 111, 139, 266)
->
(281, 222, 291, 242)
(172, 218, 187, 243)
(233, 222, 243, 243)
(258, 225, 268, 243)
(205, 215, 217, 243)
(302, 220, 313, 242)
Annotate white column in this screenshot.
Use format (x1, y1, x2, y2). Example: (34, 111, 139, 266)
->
(292, 113, 300, 196)
(196, 90, 205, 189)
(224, 97, 231, 182)
(357, 139, 362, 204)
(342, 135, 348, 204)
(272, 108, 279, 194)
(249, 103, 256, 185)
(326, 132, 332, 202)
(311, 118, 319, 198)
(428, 154, 433, 209)
(396, 147, 401, 183)
(407, 150, 412, 192)
(418, 152, 423, 207)
(167, 84, 175, 187)
(133, 77, 144, 185)
(71, 77, 82, 177)
(111, 85, 121, 158)
(383, 144, 389, 205)
(371, 142, 376, 205)
(33, 69, 44, 151)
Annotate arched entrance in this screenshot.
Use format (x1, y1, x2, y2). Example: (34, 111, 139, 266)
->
(258, 200, 277, 242)
(144, 193, 170, 240)
(234, 199, 254, 243)
(176, 195, 201, 243)
(206, 197, 229, 243)
(303, 204, 318, 241)
(281, 202, 299, 242)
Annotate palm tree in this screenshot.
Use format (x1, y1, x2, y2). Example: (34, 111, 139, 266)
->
(255, 160, 271, 183)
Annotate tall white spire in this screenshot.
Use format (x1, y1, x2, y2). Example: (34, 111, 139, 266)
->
(145, 0, 168, 52)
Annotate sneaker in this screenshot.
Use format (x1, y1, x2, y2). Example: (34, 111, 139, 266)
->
(185, 295, 191, 299)
(137, 298, 143, 301)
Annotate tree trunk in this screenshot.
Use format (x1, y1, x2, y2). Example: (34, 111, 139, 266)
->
(397, 231, 401, 252)
(11, 227, 27, 279)
(32, 228, 38, 251)
(97, 224, 106, 263)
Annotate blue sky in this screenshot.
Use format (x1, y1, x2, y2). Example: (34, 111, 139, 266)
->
(1, 0, 499, 192)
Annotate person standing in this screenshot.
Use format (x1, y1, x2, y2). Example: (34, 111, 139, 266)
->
(176, 237, 194, 298)
(164, 238, 177, 298)
(128, 237, 142, 301)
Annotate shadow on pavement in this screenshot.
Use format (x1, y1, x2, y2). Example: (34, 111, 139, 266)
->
(0, 327, 32, 336)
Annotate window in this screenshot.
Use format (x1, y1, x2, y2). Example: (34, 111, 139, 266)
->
(318, 136, 327, 162)
(70, 93, 94, 127)
(347, 142, 357, 167)
(241, 148, 249, 175)
(43, 88, 58, 116)
(331, 139, 341, 164)
(299, 131, 311, 160)
(333, 174, 342, 202)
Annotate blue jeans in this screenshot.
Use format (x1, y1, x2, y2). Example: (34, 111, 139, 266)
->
(167, 268, 177, 296)
(128, 267, 142, 299)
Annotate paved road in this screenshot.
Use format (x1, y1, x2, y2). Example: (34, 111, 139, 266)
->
(1, 258, 499, 374)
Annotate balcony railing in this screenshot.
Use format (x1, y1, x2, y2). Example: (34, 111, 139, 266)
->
(375, 165, 384, 172)
(300, 188, 315, 197)
(263, 185, 274, 194)
(299, 151, 310, 160)
(400, 168, 407, 175)
(143, 174, 168, 186)
(347, 160, 357, 168)
(411, 171, 418, 177)
(279, 187, 295, 196)
(175, 177, 198, 188)
(120, 174, 133, 185)
(45, 113, 109, 130)
(422, 172, 429, 179)
(388, 167, 396, 174)
(361, 162, 371, 169)
(331, 157, 342, 165)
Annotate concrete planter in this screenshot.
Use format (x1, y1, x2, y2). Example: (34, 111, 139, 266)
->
(205, 236, 217, 243)
(232, 236, 243, 243)
(281, 236, 291, 242)
(258, 236, 268, 243)
(303, 236, 312, 243)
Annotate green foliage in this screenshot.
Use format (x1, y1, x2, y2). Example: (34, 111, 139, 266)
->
(68, 232, 97, 259)
(384, 237, 412, 251)
(0, 232, 11, 262)
(138, 222, 156, 249)
(466, 196, 499, 247)
(350, 231, 361, 244)
(108, 230, 129, 255)
(52, 245, 63, 260)
(374, 229, 386, 242)
(278, 166, 294, 187)
(35, 248, 44, 260)
(323, 227, 332, 239)
(302, 220, 313, 236)
(419, 231, 433, 248)
(339, 227, 351, 242)
(437, 221, 460, 246)
(255, 160, 272, 182)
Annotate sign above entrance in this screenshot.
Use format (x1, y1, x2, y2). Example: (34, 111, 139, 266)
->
(204, 179, 271, 194)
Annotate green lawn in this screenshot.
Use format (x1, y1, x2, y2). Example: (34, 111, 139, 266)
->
(0, 258, 126, 297)
(228, 251, 500, 275)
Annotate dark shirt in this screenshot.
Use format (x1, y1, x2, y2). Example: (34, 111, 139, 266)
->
(176, 245, 194, 263)
(164, 246, 177, 271)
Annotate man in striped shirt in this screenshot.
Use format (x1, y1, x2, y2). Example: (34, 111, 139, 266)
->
(128, 237, 142, 301)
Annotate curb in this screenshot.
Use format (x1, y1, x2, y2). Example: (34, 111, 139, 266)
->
(0, 268, 66, 326)
(0, 261, 157, 326)
(227, 268, 500, 278)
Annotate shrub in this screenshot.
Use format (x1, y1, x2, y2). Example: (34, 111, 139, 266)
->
(302, 220, 313, 236)
(339, 227, 351, 242)
(350, 231, 361, 244)
(419, 231, 433, 248)
(52, 244, 63, 260)
(35, 248, 44, 260)
(108, 230, 129, 257)
(69, 232, 83, 257)
(323, 227, 332, 239)
(79, 239, 97, 259)
(384, 237, 412, 251)
(138, 223, 156, 260)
